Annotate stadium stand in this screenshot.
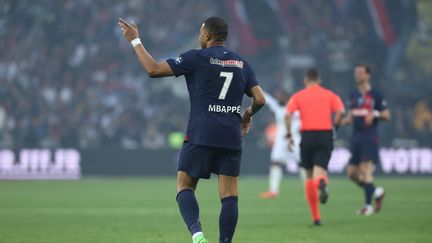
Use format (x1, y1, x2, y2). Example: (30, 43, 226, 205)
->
(0, 0, 430, 149)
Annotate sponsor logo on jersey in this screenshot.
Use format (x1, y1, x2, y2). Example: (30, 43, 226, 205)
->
(209, 58, 244, 68)
(352, 108, 370, 117)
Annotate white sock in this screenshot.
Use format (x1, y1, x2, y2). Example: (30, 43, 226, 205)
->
(269, 165, 283, 193)
(298, 167, 307, 182)
(192, 232, 203, 241)
(374, 187, 384, 197)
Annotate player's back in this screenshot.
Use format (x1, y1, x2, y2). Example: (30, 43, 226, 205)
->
(167, 46, 258, 150)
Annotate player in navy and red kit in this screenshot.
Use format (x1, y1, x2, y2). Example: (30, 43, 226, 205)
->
(342, 64, 390, 216)
(118, 17, 265, 243)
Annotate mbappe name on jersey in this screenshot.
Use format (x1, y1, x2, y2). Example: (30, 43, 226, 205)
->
(208, 104, 241, 113)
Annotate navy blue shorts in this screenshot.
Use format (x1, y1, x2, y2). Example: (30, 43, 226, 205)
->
(349, 134, 379, 165)
(178, 142, 242, 179)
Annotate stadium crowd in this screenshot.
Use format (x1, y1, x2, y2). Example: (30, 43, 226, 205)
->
(0, 0, 430, 149)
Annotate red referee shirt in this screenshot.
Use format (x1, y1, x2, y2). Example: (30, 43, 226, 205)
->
(286, 84, 344, 131)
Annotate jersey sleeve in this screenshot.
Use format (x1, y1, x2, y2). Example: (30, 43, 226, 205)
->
(331, 92, 345, 112)
(263, 91, 280, 112)
(286, 94, 298, 113)
(374, 92, 388, 111)
(166, 50, 199, 77)
(244, 62, 259, 97)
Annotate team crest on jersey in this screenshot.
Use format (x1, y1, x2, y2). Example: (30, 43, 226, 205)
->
(174, 56, 183, 65)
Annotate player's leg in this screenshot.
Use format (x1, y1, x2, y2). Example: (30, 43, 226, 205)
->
(218, 175, 239, 243)
(294, 148, 307, 181)
(359, 159, 386, 215)
(260, 161, 283, 199)
(347, 164, 365, 187)
(365, 140, 386, 213)
(268, 161, 283, 194)
(347, 139, 366, 188)
(313, 165, 329, 205)
(358, 138, 384, 215)
(300, 133, 321, 225)
(176, 171, 205, 242)
(312, 131, 333, 205)
(357, 161, 375, 215)
(298, 167, 307, 181)
(304, 167, 321, 225)
(260, 140, 286, 198)
(214, 148, 241, 243)
(176, 143, 212, 243)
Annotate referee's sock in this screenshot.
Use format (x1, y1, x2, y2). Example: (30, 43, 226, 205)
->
(364, 183, 376, 206)
(219, 196, 238, 243)
(176, 189, 202, 236)
(305, 179, 320, 222)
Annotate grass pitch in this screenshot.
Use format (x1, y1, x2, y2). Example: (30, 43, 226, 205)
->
(1, 177, 431, 243)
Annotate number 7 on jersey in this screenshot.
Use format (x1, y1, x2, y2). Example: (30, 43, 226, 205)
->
(218, 72, 233, 100)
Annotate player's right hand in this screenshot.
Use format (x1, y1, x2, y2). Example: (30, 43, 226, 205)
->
(287, 137, 294, 152)
(118, 18, 139, 42)
(364, 112, 375, 126)
(241, 112, 252, 136)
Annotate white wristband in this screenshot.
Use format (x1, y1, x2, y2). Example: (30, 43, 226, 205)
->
(373, 110, 380, 118)
(131, 38, 141, 47)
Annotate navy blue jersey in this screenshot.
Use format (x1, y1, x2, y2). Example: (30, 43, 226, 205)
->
(166, 46, 259, 150)
(348, 88, 387, 135)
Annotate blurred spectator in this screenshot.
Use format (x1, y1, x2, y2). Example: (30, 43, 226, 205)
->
(414, 100, 432, 131)
(0, 0, 430, 148)
(142, 123, 165, 150)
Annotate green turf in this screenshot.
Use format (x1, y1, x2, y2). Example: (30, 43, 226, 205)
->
(1, 177, 431, 243)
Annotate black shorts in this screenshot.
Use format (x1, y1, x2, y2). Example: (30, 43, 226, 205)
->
(349, 134, 379, 165)
(300, 130, 333, 170)
(178, 142, 242, 179)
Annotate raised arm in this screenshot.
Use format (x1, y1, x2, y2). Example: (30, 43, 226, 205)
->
(263, 91, 281, 113)
(118, 18, 173, 78)
(241, 86, 266, 136)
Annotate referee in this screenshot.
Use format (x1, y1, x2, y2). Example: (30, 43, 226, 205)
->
(285, 68, 345, 226)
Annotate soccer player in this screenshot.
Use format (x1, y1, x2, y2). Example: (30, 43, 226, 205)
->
(259, 90, 304, 199)
(118, 17, 265, 243)
(342, 64, 390, 216)
(285, 68, 344, 225)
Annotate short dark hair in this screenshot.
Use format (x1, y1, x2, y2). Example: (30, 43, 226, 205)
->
(203, 17, 228, 42)
(305, 68, 320, 82)
(355, 64, 371, 74)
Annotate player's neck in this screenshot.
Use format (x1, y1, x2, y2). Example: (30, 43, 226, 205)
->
(305, 82, 320, 88)
(206, 41, 225, 48)
(357, 82, 371, 93)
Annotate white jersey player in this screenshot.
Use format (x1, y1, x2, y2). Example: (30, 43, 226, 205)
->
(259, 90, 303, 199)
